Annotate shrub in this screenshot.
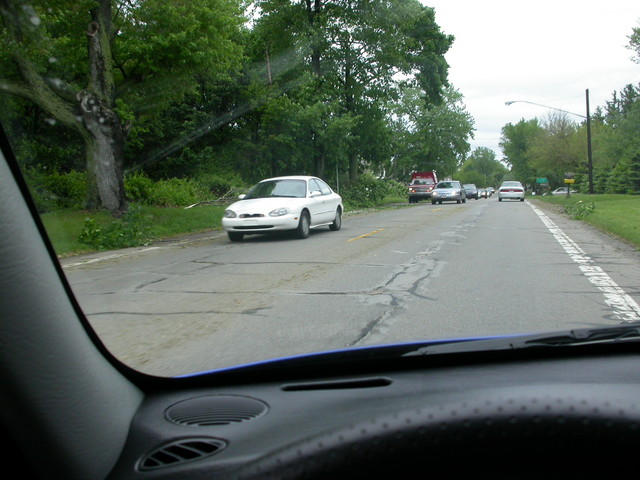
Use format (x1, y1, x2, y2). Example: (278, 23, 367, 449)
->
(341, 175, 404, 209)
(79, 206, 152, 250)
(195, 173, 244, 198)
(563, 201, 595, 219)
(148, 178, 209, 207)
(24, 169, 87, 212)
(126, 172, 245, 206)
(125, 171, 155, 204)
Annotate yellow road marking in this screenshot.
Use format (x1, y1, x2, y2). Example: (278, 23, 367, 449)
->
(348, 229, 384, 242)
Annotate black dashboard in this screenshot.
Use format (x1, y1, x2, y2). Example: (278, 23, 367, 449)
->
(108, 345, 640, 479)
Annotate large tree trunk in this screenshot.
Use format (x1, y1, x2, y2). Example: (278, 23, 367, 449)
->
(78, 91, 127, 214)
(83, 1, 127, 216)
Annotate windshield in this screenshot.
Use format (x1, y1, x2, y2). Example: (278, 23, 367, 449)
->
(245, 179, 307, 199)
(1, 0, 640, 378)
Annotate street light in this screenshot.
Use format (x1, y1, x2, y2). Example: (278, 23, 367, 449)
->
(505, 89, 593, 194)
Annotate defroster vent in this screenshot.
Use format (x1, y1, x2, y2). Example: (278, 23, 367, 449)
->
(165, 395, 268, 426)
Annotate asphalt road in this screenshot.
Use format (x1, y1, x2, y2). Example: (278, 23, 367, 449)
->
(62, 198, 640, 377)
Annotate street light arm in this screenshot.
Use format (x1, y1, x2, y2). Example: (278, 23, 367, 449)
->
(505, 100, 586, 119)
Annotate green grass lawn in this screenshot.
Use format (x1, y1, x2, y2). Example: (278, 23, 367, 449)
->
(534, 194, 640, 249)
(41, 204, 225, 257)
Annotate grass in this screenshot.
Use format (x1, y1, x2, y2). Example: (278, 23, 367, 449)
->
(41, 209, 114, 256)
(41, 204, 226, 257)
(534, 194, 640, 249)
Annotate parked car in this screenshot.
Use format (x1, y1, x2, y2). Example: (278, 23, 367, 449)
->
(222, 176, 343, 241)
(463, 184, 479, 199)
(552, 187, 577, 195)
(498, 181, 525, 202)
(431, 181, 467, 204)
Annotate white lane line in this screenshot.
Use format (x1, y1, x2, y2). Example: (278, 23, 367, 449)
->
(529, 202, 640, 323)
(62, 247, 160, 268)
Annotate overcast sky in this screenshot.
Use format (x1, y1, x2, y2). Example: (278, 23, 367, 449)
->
(423, 0, 640, 159)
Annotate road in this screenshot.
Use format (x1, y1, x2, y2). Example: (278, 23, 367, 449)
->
(62, 198, 640, 377)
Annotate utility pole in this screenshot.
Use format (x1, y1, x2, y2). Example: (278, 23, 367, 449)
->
(586, 89, 594, 194)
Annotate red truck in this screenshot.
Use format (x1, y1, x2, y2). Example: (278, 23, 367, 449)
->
(408, 171, 438, 203)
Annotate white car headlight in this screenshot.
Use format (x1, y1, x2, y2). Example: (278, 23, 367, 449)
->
(269, 207, 291, 217)
(224, 210, 237, 218)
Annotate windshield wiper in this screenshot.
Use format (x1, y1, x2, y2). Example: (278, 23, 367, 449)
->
(403, 323, 640, 357)
(516, 324, 640, 348)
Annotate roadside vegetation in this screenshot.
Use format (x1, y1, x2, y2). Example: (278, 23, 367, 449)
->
(534, 194, 640, 249)
(39, 172, 407, 256)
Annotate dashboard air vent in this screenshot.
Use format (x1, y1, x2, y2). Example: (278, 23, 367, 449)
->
(139, 438, 226, 471)
(166, 395, 268, 426)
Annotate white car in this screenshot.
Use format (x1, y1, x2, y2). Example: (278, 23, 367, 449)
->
(222, 176, 343, 241)
(498, 181, 525, 202)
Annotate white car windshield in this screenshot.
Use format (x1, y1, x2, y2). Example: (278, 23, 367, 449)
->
(245, 179, 307, 198)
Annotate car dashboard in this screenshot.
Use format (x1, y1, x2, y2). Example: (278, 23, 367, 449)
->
(108, 344, 640, 479)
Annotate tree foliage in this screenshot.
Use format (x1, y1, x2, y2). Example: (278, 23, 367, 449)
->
(1, 0, 473, 211)
(457, 147, 507, 187)
(0, 0, 244, 215)
(249, 0, 454, 180)
(391, 85, 474, 179)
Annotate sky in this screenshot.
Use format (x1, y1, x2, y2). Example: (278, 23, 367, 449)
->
(423, 0, 640, 159)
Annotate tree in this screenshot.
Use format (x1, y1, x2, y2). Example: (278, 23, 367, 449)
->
(459, 147, 506, 187)
(526, 112, 584, 187)
(0, 0, 243, 215)
(252, 0, 453, 180)
(500, 118, 543, 184)
(391, 85, 474, 180)
(589, 84, 640, 191)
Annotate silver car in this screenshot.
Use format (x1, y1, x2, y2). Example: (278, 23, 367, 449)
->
(498, 181, 525, 202)
(431, 181, 467, 204)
